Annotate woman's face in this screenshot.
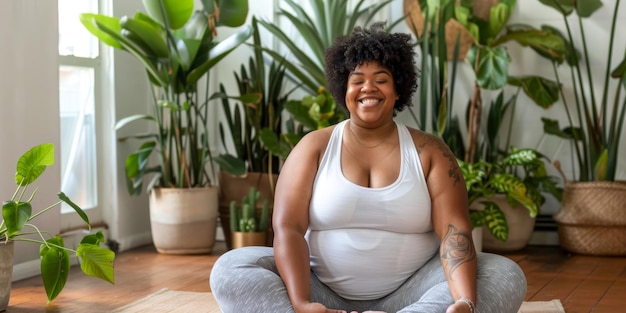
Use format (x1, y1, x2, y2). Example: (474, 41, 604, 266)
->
(345, 61, 398, 125)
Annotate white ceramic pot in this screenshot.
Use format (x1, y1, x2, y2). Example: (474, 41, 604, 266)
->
(149, 187, 219, 254)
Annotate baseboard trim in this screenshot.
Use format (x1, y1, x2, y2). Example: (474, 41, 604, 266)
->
(529, 230, 560, 246)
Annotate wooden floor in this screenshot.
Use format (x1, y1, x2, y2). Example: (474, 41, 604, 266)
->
(6, 242, 626, 312)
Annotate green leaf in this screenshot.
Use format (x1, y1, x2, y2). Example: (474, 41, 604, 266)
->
(575, 0, 603, 18)
(80, 231, 105, 245)
(141, 0, 194, 30)
(90, 18, 167, 86)
(259, 128, 292, 160)
(120, 14, 169, 58)
(468, 46, 511, 90)
(538, 0, 575, 16)
(495, 25, 566, 61)
(40, 236, 70, 302)
(508, 76, 560, 108)
(488, 3, 510, 38)
(611, 56, 626, 80)
(471, 201, 508, 241)
(186, 25, 252, 85)
(541, 118, 585, 140)
(58, 192, 91, 230)
(2, 201, 32, 238)
(76, 243, 116, 284)
(79, 14, 123, 50)
(285, 100, 318, 130)
(216, 0, 249, 27)
(213, 154, 247, 177)
(594, 149, 608, 181)
(15, 143, 54, 186)
(502, 148, 538, 166)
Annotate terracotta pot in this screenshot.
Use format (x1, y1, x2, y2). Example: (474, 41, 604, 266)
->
(231, 232, 267, 249)
(1, 241, 14, 311)
(218, 171, 278, 249)
(149, 186, 219, 254)
(554, 181, 626, 256)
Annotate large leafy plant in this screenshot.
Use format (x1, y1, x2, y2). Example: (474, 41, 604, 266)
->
(0, 144, 115, 302)
(535, 0, 626, 182)
(405, 0, 564, 160)
(459, 147, 563, 241)
(80, 0, 251, 194)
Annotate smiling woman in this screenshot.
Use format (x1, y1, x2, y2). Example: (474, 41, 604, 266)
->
(209, 23, 527, 313)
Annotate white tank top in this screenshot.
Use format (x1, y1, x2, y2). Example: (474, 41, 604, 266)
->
(305, 120, 439, 300)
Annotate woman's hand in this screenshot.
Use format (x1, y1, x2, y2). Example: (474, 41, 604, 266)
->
(446, 301, 472, 313)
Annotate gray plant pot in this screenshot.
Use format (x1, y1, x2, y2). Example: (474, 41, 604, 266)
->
(0, 241, 14, 311)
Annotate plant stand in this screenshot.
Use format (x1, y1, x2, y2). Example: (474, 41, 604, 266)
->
(231, 232, 267, 249)
(554, 181, 626, 256)
(149, 187, 219, 255)
(0, 241, 14, 311)
(218, 172, 277, 249)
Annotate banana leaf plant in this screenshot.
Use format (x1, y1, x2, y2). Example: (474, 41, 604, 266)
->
(404, 0, 564, 163)
(80, 0, 252, 195)
(456, 0, 566, 163)
(534, 0, 626, 182)
(459, 147, 563, 241)
(0, 144, 115, 302)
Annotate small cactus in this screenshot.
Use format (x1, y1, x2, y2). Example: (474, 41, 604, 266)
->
(229, 187, 269, 233)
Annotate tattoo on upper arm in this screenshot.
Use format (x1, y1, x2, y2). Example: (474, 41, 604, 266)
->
(418, 135, 462, 186)
(440, 224, 476, 280)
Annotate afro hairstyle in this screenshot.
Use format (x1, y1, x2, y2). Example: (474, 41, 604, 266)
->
(324, 22, 418, 114)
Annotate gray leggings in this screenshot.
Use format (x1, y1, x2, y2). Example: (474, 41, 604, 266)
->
(209, 246, 526, 313)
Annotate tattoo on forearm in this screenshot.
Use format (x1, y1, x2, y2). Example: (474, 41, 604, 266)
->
(441, 224, 476, 280)
(419, 136, 462, 186)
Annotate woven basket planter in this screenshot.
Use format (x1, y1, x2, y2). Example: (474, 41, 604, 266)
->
(554, 181, 626, 256)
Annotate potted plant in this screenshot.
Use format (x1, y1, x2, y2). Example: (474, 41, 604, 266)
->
(80, 0, 252, 254)
(1, 144, 115, 309)
(229, 187, 269, 249)
(458, 146, 563, 251)
(533, 0, 626, 255)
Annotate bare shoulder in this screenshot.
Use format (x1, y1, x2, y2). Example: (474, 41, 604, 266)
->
(405, 127, 463, 187)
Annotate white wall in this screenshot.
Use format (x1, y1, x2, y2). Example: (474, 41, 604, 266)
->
(0, 0, 61, 265)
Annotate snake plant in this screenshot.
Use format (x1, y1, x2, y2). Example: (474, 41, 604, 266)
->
(535, 0, 626, 182)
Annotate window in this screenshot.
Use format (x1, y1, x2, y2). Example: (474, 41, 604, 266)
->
(58, 0, 101, 223)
